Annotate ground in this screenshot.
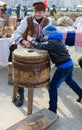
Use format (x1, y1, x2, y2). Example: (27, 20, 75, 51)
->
(0, 46, 82, 130)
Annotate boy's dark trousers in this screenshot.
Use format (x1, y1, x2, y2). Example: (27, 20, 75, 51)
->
(49, 66, 82, 113)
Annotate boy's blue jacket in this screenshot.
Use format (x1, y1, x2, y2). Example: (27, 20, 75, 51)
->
(31, 32, 71, 67)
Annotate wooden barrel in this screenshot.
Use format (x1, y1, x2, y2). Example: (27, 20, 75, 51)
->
(12, 47, 50, 87)
(8, 62, 13, 85)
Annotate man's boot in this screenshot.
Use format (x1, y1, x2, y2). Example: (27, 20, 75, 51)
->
(14, 87, 24, 107)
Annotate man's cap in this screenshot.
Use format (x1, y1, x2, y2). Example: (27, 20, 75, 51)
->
(42, 25, 57, 35)
(32, 2, 45, 11)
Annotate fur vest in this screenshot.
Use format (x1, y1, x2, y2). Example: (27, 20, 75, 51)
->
(22, 16, 49, 40)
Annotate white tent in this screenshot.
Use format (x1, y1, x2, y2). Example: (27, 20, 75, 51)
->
(76, 5, 82, 11)
(76, 5, 82, 8)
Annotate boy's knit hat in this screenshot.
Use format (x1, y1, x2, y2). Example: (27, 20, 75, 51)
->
(42, 25, 57, 35)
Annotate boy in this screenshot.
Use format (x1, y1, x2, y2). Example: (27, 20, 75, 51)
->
(28, 25, 82, 113)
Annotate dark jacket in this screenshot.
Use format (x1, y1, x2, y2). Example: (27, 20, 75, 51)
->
(31, 32, 70, 67)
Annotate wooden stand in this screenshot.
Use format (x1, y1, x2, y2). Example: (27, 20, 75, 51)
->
(8, 62, 13, 85)
(12, 48, 50, 115)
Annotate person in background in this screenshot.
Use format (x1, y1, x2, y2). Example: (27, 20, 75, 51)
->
(23, 6, 27, 16)
(20, 6, 25, 20)
(16, 4, 21, 18)
(12, 2, 51, 107)
(6, 6, 12, 17)
(0, 6, 9, 26)
(28, 25, 82, 113)
(50, 4, 58, 20)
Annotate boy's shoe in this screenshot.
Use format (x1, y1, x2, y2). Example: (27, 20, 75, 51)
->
(76, 95, 82, 103)
(77, 96, 82, 103)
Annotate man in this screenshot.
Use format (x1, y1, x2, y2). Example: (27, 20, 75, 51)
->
(16, 4, 21, 18)
(13, 2, 51, 107)
(28, 25, 82, 113)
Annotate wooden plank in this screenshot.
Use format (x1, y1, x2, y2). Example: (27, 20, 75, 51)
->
(6, 108, 59, 130)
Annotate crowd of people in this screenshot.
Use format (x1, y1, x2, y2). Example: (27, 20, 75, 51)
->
(0, 3, 28, 20)
(16, 4, 27, 20)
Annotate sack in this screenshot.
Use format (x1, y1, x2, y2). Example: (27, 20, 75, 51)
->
(78, 57, 82, 68)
